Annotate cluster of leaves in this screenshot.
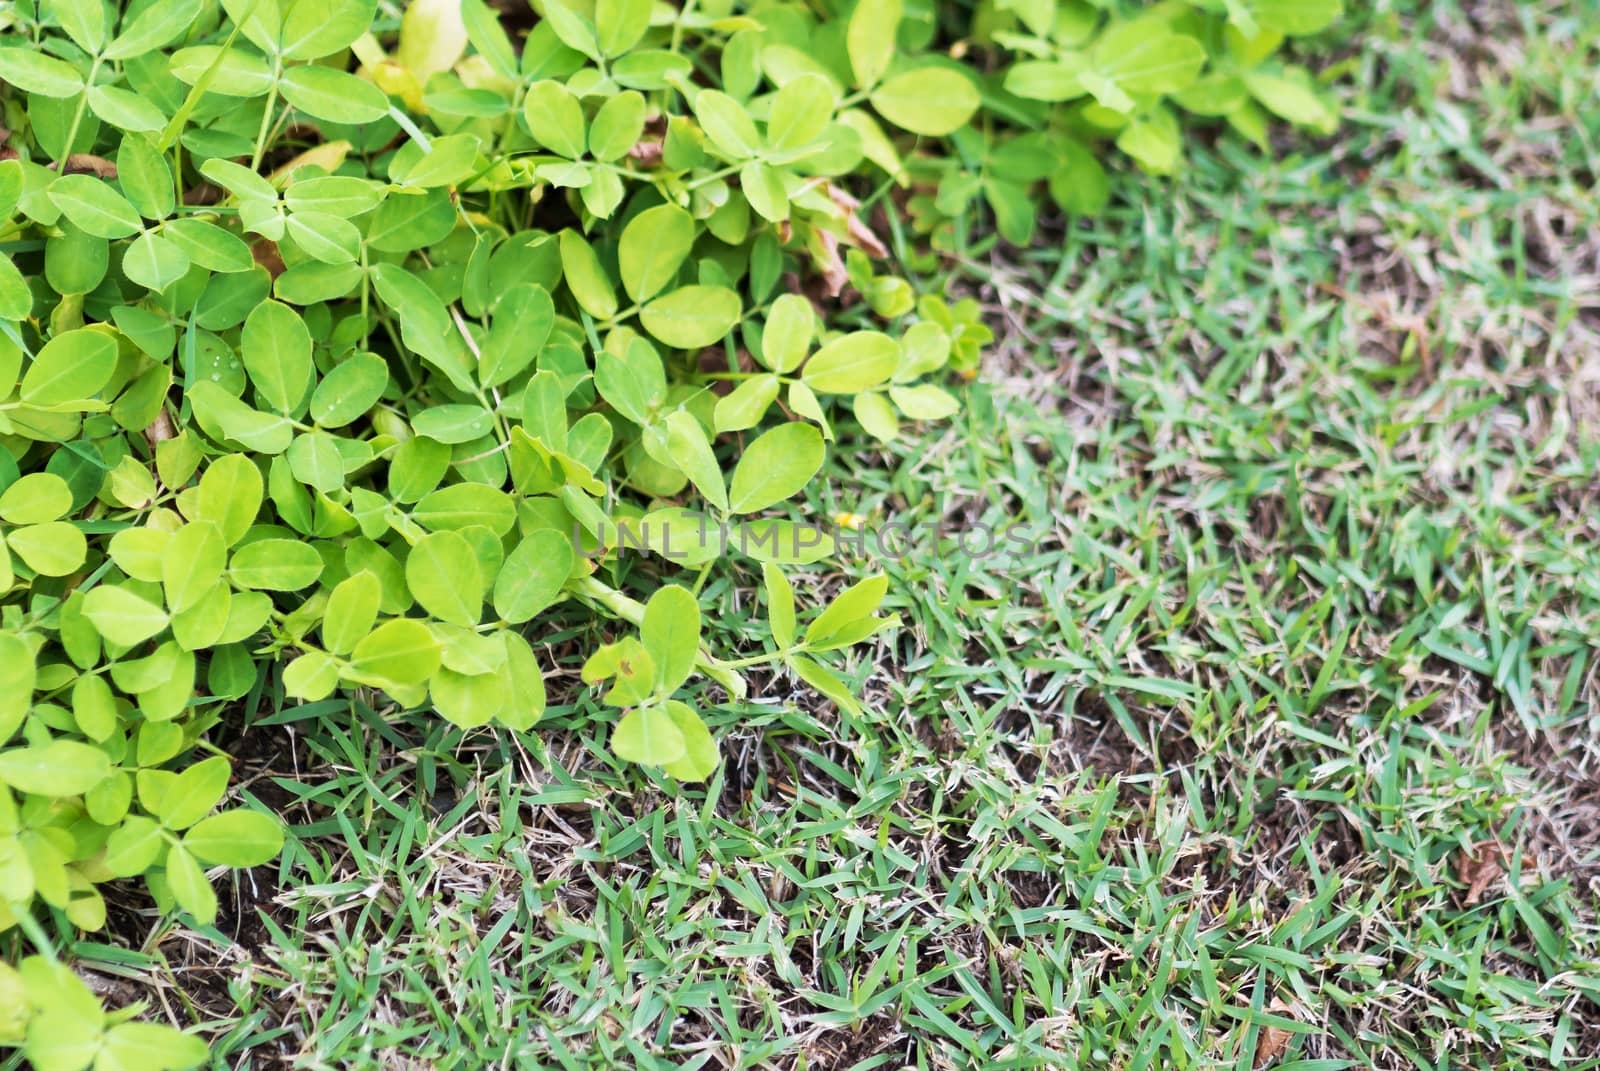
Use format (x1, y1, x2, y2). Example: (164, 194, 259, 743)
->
(0, 0, 1344, 1063)
(908, 0, 1345, 247)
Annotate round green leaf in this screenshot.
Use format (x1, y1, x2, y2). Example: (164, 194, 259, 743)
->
(558, 229, 618, 319)
(50, 0, 107, 51)
(284, 175, 384, 217)
(1093, 23, 1206, 96)
(801, 330, 899, 393)
(284, 650, 340, 701)
(48, 174, 144, 238)
(278, 63, 390, 123)
(116, 135, 176, 220)
(286, 430, 346, 494)
(713, 373, 780, 433)
(0, 472, 73, 524)
(322, 570, 382, 656)
(431, 666, 508, 728)
(241, 300, 313, 415)
(739, 161, 789, 223)
(0, 741, 111, 796)
(229, 539, 325, 591)
(412, 404, 495, 444)
(611, 706, 687, 766)
(0, 632, 37, 741)
(122, 232, 190, 293)
(493, 529, 574, 624)
(661, 700, 719, 782)
(869, 67, 979, 136)
(100, 1023, 208, 1071)
(640, 285, 742, 350)
(889, 383, 960, 421)
(618, 203, 693, 303)
(20, 329, 118, 405)
(412, 484, 517, 535)
(641, 584, 700, 694)
(280, 0, 378, 59)
(759, 294, 813, 373)
(768, 73, 836, 150)
(285, 211, 363, 264)
(846, 0, 900, 89)
(728, 422, 826, 514)
(523, 79, 586, 158)
(693, 89, 759, 158)
(589, 89, 647, 161)
(106, 0, 205, 59)
(184, 808, 286, 866)
(165, 843, 218, 922)
(0, 253, 29, 320)
(163, 522, 227, 613)
(853, 390, 899, 443)
(87, 84, 169, 133)
(162, 218, 256, 272)
(349, 618, 441, 686)
(196, 454, 264, 545)
(6, 522, 87, 576)
(311, 352, 389, 427)
(0, 48, 85, 97)
(405, 530, 484, 626)
(496, 631, 547, 730)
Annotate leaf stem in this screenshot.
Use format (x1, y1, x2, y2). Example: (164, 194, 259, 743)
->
(683, 162, 742, 191)
(250, 60, 283, 171)
(569, 576, 747, 699)
(57, 56, 103, 167)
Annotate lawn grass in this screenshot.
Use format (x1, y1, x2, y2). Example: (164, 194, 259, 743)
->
(52, 2, 1600, 1069)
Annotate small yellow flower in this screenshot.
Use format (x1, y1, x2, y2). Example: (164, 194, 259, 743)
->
(833, 512, 866, 530)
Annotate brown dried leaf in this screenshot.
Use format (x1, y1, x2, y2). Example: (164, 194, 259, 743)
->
(628, 140, 663, 168)
(1457, 839, 1506, 905)
(57, 154, 118, 178)
(825, 183, 889, 259)
(813, 228, 848, 299)
(143, 409, 176, 453)
(1253, 999, 1296, 1069)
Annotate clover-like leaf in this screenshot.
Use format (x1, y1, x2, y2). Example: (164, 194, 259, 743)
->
(405, 531, 484, 627)
(20, 329, 117, 405)
(801, 331, 899, 394)
(869, 67, 979, 136)
(611, 706, 687, 766)
(728, 423, 825, 515)
(641, 285, 742, 350)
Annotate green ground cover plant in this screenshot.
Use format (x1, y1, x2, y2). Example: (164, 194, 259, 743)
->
(35, 0, 1596, 1068)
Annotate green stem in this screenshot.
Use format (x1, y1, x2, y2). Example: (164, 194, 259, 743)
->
(596, 302, 643, 331)
(571, 575, 645, 625)
(250, 61, 283, 171)
(690, 560, 713, 597)
(57, 56, 103, 166)
(718, 646, 800, 670)
(684, 162, 742, 191)
(601, 162, 657, 182)
(569, 576, 748, 700)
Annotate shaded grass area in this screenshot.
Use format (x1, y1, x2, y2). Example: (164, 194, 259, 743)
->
(59, 3, 1600, 1069)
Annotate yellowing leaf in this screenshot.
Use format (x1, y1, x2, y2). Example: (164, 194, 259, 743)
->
(870, 67, 978, 136)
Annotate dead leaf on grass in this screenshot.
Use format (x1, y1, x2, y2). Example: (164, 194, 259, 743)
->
(1254, 998, 1297, 1068)
(825, 183, 889, 259)
(1457, 839, 1520, 905)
